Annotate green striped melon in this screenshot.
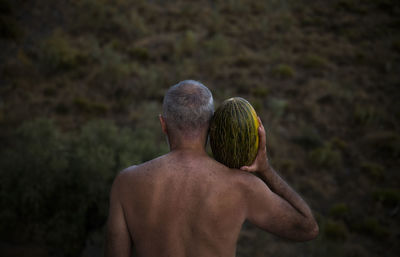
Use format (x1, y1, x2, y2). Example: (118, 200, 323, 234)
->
(209, 97, 259, 169)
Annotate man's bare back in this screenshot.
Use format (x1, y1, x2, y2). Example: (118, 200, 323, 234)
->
(105, 81, 318, 257)
(111, 151, 254, 257)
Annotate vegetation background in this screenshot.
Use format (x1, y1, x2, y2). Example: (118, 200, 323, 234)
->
(0, 0, 399, 256)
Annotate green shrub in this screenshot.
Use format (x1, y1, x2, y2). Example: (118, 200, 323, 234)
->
(55, 102, 70, 115)
(309, 144, 342, 169)
(302, 54, 330, 69)
(251, 86, 269, 98)
(129, 46, 150, 61)
(271, 64, 295, 79)
(353, 105, 378, 125)
(205, 33, 232, 56)
(329, 203, 350, 219)
(41, 30, 79, 72)
(324, 219, 348, 241)
(176, 30, 197, 57)
(72, 0, 119, 34)
(353, 217, 390, 238)
(73, 97, 108, 116)
(373, 188, 400, 208)
(363, 131, 400, 159)
(292, 126, 323, 150)
(75, 4, 149, 38)
(0, 119, 69, 241)
(95, 44, 132, 82)
(330, 137, 348, 151)
(43, 86, 57, 97)
(128, 9, 148, 37)
(220, 0, 251, 13)
(336, 0, 366, 13)
(268, 98, 288, 118)
(272, 158, 296, 174)
(343, 243, 369, 257)
(0, 118, 168, 256)
(360, 162, 384, 180)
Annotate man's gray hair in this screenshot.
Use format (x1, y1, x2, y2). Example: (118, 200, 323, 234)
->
(162, 80, 214, 132)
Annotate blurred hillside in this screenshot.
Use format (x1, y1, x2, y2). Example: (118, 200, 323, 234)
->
(0, 0, 399, 256)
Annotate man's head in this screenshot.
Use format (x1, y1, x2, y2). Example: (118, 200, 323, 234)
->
(160, 80, 214, 140)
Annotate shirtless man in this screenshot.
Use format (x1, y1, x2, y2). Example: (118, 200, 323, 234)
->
(105, 80, 319, 257)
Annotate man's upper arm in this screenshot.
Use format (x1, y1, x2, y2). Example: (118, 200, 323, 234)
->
(243, 175, 315, 241)
(105, 172, 132, 257)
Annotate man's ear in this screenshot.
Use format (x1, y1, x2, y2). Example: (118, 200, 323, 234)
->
(159, 114, 168, 135)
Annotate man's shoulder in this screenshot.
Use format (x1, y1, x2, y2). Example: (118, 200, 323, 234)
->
(114, 164, 139, 180)
(121, 155, 166, 174)
(111, 158, 163, 195)
(231, 169, 265, 191)
(208, 158, 264, 191)
(120, 164, 139, 176)
(116, 155, 168, 181)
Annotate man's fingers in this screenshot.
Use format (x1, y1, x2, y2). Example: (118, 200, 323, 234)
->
(257, 116, 264, 130)
(240, 165, 256, 172)
(241, 117, 267, 173)
(240, 166, 248, 171)
(257, 116, 262, 126)
(258, 123, 266, 150)
(259, 128, 266, 148)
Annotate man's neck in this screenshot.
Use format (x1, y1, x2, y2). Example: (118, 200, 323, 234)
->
(168, 136, 207, 154)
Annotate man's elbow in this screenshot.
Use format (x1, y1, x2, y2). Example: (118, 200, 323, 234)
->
(303, 220, 319, 241)
(309, 220, 319, 239)
(292, 219, 319, 242)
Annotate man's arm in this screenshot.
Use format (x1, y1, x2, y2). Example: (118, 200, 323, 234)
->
(105, 173, 132, 257)
(240, 118, 319, 241)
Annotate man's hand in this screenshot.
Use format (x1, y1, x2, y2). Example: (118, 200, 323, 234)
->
(240, 117, 269, 173)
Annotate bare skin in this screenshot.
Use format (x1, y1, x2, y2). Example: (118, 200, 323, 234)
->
(105, 117, 319, 257)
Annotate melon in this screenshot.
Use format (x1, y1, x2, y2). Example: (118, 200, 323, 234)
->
(209, 97, 259, 169)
